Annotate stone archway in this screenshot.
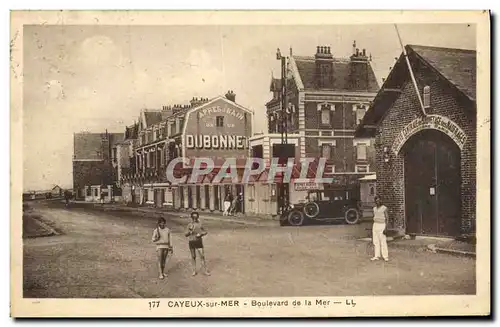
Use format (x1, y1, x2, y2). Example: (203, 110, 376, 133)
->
(401, 129, 462, 236)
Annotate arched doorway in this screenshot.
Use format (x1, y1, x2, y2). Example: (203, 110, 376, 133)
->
(402, 129, 461, 236)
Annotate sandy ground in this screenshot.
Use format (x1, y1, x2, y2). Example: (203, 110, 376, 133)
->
(22, 202, 476, 298)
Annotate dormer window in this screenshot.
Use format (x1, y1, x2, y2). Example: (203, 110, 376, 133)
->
(423, 85, 431, 108)
(356, 105, 367, 124)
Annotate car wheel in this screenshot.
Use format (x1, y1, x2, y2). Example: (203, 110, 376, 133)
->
(303, 202, 320, 218)
(288, 210, 305, 226)
(345, 208, 360, 225)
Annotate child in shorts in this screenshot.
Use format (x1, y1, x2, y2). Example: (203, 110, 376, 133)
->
(152, 217, 173, 279)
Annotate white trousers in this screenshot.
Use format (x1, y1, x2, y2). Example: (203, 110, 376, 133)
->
(223, 201, 231, 215)
(372, 222, 389, 259)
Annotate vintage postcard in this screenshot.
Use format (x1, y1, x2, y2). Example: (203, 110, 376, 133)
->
(10, 10, 491, 317)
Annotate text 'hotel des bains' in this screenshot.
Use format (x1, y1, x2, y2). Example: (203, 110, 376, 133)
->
(356, 45, 477, 239)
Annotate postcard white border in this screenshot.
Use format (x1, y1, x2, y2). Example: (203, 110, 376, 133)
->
(10, 10, 491, 317)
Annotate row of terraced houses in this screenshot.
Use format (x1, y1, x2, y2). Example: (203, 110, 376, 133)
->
(73, 42, 477, 238)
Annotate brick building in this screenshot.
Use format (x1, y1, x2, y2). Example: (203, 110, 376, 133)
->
(248, 43, 380, 215)
(355, 45, 476, 238)
(120, 91, 253, 212)
(120, 105, 182, 207)
(73, 131, 124, 202)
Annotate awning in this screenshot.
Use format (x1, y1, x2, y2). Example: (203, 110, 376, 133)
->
(359, 174, 377, 181)
(184, 173, 209, 184)
(185, 157, 248, 169)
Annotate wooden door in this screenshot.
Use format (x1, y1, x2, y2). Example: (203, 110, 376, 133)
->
(404, 129, 461, 236)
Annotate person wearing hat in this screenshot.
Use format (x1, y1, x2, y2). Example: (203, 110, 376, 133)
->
(184, 211, 210, 276)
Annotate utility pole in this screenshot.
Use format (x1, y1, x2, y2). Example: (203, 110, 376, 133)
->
(276, 48, 289, 215)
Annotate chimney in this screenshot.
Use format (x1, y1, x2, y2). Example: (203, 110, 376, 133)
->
(190, 96, 209, 107)
(314, 45, 334, 89)
(349, 43, 371, 91)
(350, 44, 369, 62)
(315, 45, 333, 60)
(225, 90, 236, 102)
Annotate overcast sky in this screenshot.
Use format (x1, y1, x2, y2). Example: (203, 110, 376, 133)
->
(23, 23, 476, 191)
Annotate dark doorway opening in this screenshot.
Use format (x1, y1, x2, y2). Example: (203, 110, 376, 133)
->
(403, 129, 461, 237)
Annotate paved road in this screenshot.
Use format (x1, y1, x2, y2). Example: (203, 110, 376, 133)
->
(23, 202, 476, 298)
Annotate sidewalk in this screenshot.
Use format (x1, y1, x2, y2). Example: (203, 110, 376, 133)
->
(67, 200, 279, 227)
(23, 213, 59, 239)
(357, 234, 476, 257)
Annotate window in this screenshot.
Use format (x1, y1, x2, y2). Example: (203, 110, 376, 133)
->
(357, 144, 367, 160)
(94, 188, 98, 196)
(86, 187, 91, 196)
(321, 144, 331, 159)
(155, 129, 160, 140)
(355, 165, 369, 173)
(216, 116, 224, 127)
(321, 107, 330, 125)
(369, 184, 375, 196)
(356, 105, 367, 124)
(423, 85, 430, 108)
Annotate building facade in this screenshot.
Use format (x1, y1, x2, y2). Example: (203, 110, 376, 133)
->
(120, 91, 254, 213)
(73, 131, 124, 202)
(248, 43, 380, 215)
(355, 45, 476, 238)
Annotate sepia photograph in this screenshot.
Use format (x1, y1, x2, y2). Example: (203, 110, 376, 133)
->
(10, 10, 490, 317)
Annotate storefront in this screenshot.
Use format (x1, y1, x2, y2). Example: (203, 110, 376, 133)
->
(355, 45, 476, 237)
(171, 94, 253, 212)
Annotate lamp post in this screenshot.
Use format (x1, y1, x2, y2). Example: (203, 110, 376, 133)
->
(276, 48, 289, 215)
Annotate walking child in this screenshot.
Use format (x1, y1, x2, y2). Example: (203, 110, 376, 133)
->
(152, 217, 173, 279)
(184, 212, 210, 276)
(371, 196, 389, 262)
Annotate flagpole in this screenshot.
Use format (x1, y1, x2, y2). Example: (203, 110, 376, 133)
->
(394, 24, 427, 116)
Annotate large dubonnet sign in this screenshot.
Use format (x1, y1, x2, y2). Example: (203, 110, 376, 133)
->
(392, 114, 467, 154)
(185, 135, 248, 150)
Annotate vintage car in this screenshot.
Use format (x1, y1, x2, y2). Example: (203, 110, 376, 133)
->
(280, 189, 362, 226)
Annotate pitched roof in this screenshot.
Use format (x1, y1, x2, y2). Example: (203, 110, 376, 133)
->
(73, 132, 124, 159)
(143, 110, 163, 127)
(355, 45, 476, 138)
(293, 55, 379, 92)
(125, 123, 139, 140)
(270, 78, 281, 91)
(409, 44, 476, 101)
(73, 133, 106, 160)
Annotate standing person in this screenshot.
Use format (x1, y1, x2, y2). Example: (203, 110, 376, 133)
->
(185, 212, 210, 276)
(235, 192, 243, 216)
(223, 193, 231, 216)
(371, 196, 389, 262)
(152, 217, 173, 280)
(64, 190, 71, 207)
(230, 193, 238, 216)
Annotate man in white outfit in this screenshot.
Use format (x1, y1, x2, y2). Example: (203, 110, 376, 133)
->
(371, 195, 389, 262)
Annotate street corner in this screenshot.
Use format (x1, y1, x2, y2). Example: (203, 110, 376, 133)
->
(23, 213, 60, 239)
